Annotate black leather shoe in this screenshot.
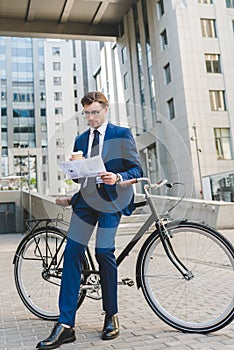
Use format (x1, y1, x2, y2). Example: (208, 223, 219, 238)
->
(36, 323, 76, 349)
(102, 314, 119, 340)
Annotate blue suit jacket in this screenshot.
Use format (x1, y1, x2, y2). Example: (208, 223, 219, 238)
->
(72, 122, 143, 215)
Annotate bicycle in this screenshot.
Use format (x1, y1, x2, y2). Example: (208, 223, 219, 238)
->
(13, 178, 234, 333)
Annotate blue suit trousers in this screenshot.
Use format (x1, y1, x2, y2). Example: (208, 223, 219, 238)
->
(58, 189, 121, 327)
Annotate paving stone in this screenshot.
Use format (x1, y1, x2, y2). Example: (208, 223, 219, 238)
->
(0, 231, 233, 350)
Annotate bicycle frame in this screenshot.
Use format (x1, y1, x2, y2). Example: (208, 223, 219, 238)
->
(15, 178, 192, 285)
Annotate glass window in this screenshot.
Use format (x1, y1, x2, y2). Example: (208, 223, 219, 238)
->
(1, 91, 6, 101)
(209, 90, 226, 111)
(160, 29, 168, 50)
(201, 19, 217, 38)
(54, 107, 63, 116)
(226, 0, 234, 8)
(126, 99, 131, 116)
(55, 123, 64, 132)
(214, 128, 232, 159)
(13, 109, 35, 118)
(11, 48, 33, 57)
(205, 54, 221, 73)
(157, 0, 165, 17)
(40, 108, 46, 116)
(13, 93, 34, 102)
(41, 124, 47, 132)
(56, 139, 64, 148)
(1, 107, 7, 116)
(53, 77, 62, 86)
(133, 2, 147, 131)
(12, 62, 33, 72)
(0, 45, 6, 54)
(13, 126, 35, 133)
(40, 92, 46, 101)
(164, 63, 172, 84)
(121, 46, 128, 64)
(0, 60, 6, 70)
(53, 62, 61, 71)
(38, 46, 44, 56)
(54, 92, 62, 101)
(123, 72, 129, 89)
(57, 154, 65, 163)
(52, 47, 60, 56)
(198, 0, 213, 4)
(167, 98, 175, 120)
(1, 146, 8, 156)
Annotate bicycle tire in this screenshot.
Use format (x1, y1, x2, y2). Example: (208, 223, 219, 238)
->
(136, 221, 234, 333)
(14, 226, 89, 321)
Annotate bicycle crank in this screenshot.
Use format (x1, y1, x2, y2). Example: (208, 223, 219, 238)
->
(81, 274, 102, 300)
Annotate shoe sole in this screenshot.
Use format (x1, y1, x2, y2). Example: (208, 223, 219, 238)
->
(36, 336, 76, 350)
(102, 332, 119, 341)
(63, 335, 76, 344)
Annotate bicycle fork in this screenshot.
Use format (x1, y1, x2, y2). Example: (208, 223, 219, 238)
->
(156, 220, 194, 281)
(146, 188, 194, 281)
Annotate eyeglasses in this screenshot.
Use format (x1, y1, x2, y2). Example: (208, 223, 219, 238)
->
(82, 109, 103, 117)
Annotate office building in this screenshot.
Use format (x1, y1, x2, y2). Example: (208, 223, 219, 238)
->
(86, 0, 234, 200)
(1, 0, 234, 201)
(0, 38, 99, 195)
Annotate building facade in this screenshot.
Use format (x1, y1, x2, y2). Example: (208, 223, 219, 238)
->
(1, 0, 234, 201)
(0, 38, 99, 195)
(87, 0, 234, 200)
(0, 37, 47, 193)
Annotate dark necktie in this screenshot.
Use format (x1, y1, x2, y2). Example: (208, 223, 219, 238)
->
(90, 129, 100, 157)
(86, 129, 100, 192)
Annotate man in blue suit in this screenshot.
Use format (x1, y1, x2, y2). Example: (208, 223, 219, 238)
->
(36, 91, 143, 349)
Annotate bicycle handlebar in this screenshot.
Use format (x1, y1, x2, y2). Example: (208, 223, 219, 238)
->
(119, 177, 170, 190)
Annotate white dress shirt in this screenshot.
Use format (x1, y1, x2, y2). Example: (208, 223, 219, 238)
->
(87, 122, 108, 184)
(87, 122, 108, 158)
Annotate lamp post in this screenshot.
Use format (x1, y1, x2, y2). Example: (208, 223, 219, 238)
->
(191, 124, 203, 199)
(28, 149, 32, 221)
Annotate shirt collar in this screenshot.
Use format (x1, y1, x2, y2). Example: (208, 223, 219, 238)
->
(90, 121, 108, 136)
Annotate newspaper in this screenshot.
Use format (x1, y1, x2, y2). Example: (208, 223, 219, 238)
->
(60, 155, 106, 179)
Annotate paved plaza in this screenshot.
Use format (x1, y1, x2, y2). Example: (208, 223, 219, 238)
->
(0, 228, 233, 350)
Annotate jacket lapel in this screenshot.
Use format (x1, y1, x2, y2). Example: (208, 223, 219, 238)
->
(102, 123, 116, 161)
(79, 129, 89, 157)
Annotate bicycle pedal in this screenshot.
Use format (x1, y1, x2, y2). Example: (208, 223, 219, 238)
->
(121, 277, 134, 287)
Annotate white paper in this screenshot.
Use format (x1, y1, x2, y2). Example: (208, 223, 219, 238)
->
(60, 155, 106, 179)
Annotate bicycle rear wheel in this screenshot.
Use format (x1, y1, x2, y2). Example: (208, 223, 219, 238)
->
(137, 221, 234, 333)
(14, 227, 88, 321)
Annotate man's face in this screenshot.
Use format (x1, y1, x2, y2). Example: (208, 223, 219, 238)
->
(83, 102, 108, 129)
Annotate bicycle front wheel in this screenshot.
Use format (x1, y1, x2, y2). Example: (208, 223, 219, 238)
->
(14, 227, 88, 321)
(137, 221, 234, 333)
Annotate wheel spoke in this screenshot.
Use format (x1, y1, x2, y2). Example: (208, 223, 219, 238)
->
(14, 228, 88, 320)
(140, 223, 234, 333)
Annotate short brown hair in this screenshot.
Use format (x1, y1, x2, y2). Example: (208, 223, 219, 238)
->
(81, 91, 109, 107)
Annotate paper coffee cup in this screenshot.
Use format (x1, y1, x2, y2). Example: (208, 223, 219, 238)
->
(71, 151, 83, 160)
